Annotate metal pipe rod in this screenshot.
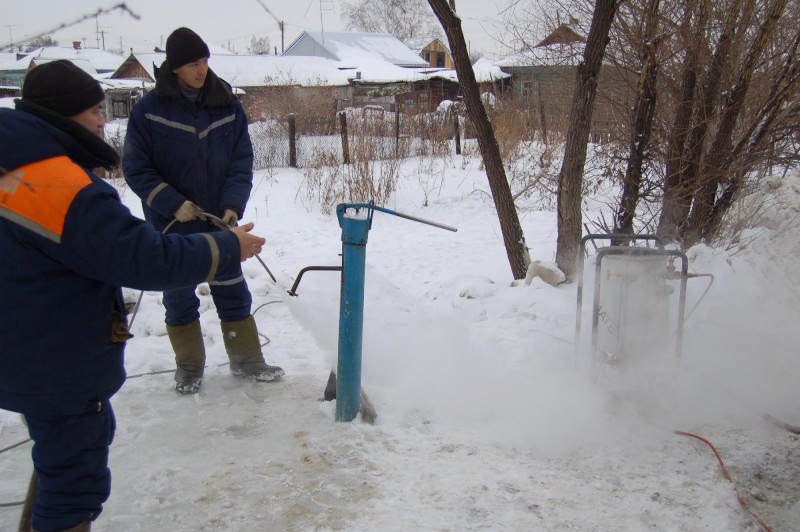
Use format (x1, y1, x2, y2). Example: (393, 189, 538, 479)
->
(343, 203, 458, 232)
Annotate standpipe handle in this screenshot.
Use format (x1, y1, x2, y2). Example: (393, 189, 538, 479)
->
(337, 203, 458, 232)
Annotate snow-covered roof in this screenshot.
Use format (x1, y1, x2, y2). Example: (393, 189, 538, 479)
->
(350, 58, 505, 85)
(30, 57, 98, 76)
(100, 77, 154, 91)
(211, 54, 350, 87)
(471, 58, 511, 82)
(406, 37, 449, 54)
(338, 57, 459, 84)
(110, 52, 162, 80)
(284, 31, 428, 69)
(535, 23, 585, 48)
(207, 42, 238, 56)
(496, 42, 585, 67)
(113, 52, 350, 88)
(496, 22, 589, 68)
(148, 42, 237, 56)
(1, 47, 124, 72)
(0, 52, 17, 67)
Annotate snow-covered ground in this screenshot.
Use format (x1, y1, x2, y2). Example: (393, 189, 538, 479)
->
(1, 139, 799, 531)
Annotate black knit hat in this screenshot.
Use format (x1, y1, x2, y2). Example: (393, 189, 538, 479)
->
(166, 27, 210, 70)
(22, 60, 105, 117)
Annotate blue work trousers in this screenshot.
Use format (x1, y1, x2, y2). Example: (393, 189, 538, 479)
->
(163, 276, 252, 326)
(24, 399, 116, 532)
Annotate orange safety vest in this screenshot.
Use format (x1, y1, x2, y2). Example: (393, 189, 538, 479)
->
(0, 155, 91, 243)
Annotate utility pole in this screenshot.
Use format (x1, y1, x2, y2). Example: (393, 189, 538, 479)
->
(253, 1, 287, 53)
(320, 0, 335, 44)
(94, 14, 109, 49)
(4, 25, 17, 51)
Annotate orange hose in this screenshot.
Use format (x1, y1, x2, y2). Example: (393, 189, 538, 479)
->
(675, 430, 772, 532)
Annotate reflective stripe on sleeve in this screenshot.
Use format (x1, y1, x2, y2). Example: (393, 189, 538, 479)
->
(201, 233, 220, 282)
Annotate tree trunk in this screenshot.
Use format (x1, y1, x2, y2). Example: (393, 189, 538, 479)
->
(684, 0, 789, 246)
(704, 30, 800, 239)
(428, 0, 528, 279)
(555, 0, 619, 281)
(615, 0, 661, 239)
(676, 0, 745, 245)
(657, 1, 708, 242)
(537, 81, 549, 145)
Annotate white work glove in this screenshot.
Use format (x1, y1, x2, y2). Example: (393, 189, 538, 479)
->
(174, 201, 206, 222)
(222, 209, 239, 227)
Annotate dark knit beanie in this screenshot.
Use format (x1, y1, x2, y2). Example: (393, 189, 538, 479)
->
(22, 60, 105, 117)
(166, 27, 210, 70)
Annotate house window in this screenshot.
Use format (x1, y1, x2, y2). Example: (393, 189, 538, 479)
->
(112, 100, 128, 118)
(436, 52, 445, 68)
(423, 51, 431, 63)
(522, 80, 534, 102)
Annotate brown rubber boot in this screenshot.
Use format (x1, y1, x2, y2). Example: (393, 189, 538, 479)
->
(221, 315, 284, 382)
(166, 320, 206, 394)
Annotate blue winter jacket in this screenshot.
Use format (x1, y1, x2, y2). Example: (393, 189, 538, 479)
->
(122, 63, 253, 235)
(0, 102, 243, 416)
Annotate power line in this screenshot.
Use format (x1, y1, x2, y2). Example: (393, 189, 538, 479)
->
(0, 3, 139, 51)
(251, 0, 286, 52)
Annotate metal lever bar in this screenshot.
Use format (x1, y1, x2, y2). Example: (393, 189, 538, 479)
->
(337, 203, 458, 232)
(287, 265, 343, 296)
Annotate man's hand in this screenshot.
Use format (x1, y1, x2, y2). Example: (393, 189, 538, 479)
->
(222, 209, 239, 227)
(230, 222, 266, 262)
(174, 201, 206, 222)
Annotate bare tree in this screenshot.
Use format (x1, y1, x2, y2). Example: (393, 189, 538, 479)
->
(670, 0, 746, 244)
(556, 0, 620, 281)
(502, 0, 800, 251)
(614, 0, 662, 238)
(25, 35, 58, 50)
(704, 29, 800, 237)
(682, 0, 790, 245)
(342, 0, 444, 43)
(248, 36, 271, 54)
(428, 0, 530, 279)
(657, 0, 710, 242)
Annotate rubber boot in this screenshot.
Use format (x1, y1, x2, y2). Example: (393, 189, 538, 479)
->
(18, 469, 36, 532)
(221, 316, 284, 382)
(166, 320, 206, 394)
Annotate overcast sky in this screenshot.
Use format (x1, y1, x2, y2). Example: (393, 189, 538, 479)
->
(1, 0, 517, 59)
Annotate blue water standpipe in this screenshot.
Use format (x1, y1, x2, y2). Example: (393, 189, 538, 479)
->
(334, 202, 457, 422)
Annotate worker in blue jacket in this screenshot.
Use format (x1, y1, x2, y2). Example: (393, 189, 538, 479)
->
(0, 60, 267, 532)
(123, 27, 283, 394)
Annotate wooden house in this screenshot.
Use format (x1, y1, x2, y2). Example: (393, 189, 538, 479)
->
(0, 45, 123, 88)
(283, 31, 464, 113)
(497, 22, 633, 140)
(408, 37, 454, 69)
(108, 51, 351, 124)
